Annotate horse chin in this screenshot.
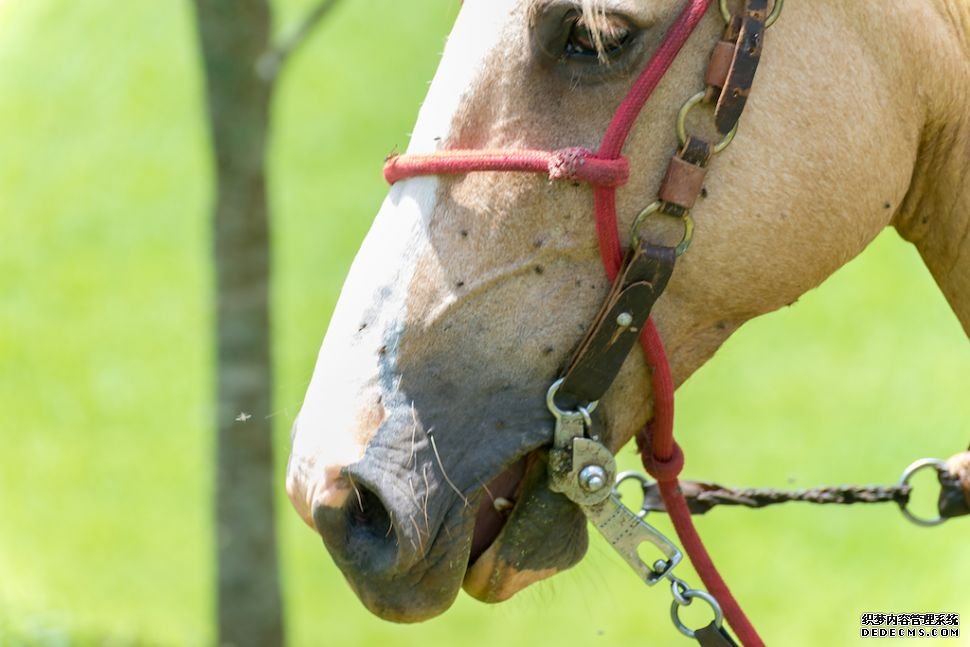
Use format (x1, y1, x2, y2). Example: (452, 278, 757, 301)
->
(463, 543, 559, 603)
(463, 453, 589, 602)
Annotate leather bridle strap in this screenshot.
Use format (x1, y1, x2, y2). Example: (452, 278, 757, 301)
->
(383, 1, 767, 644)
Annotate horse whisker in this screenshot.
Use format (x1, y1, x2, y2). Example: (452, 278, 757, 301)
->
(428, 430, 469, 508)
(407, 403, 419, 468)
(410, 515, 426, 554)
(346, 473, 365, 512)
(480, 481, 496, 503)
(422, 464, 431, 534)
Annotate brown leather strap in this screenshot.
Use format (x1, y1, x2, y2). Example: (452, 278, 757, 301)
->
(715, 0, 767, 134)
(552, 0, 769, 412)
(659, 156, 708, 210)
(695, 622, 740, 647)
(556, 241, 675, 408)
(723, 14, 744, 42)
(659, 136, 714, 213)
(680, 136, 714, 166)
(705, 40, 736, 89)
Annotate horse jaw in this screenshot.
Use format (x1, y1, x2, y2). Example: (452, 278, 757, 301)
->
(890, 0, 970, 336)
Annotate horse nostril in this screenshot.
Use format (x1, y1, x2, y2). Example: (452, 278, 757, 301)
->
(348, 485, 393, 538)
(313, 483, 400, 575)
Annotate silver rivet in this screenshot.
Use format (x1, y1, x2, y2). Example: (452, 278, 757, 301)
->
(578, 465, 608, 492)
(616, 312, 634, 328)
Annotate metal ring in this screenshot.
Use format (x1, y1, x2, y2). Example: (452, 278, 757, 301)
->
(615, 471, 654, 517)
(669, 575, 692, 606)
(670, 589, 724, 639)
(545, 378, 599, 419)
(897, 458, 948, 527)
(615, 471, 652, 490)
(677, 92, 739, 155)
(719, 0, 785, 27)
(631, 201, 694, 257)
(765, 0, 785, 27)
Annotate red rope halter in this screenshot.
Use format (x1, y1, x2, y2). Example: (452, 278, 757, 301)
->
(384, 1, 762, 644)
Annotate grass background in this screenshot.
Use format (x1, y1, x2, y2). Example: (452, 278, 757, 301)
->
(0, 0, 966, 645)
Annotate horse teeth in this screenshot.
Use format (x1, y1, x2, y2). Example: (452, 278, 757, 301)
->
(493, 497, 514, 513)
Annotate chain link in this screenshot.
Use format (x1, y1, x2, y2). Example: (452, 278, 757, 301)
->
(687, 484, 911, 512)
(658, 561, 726, 639)
(615, 457, 967, 532)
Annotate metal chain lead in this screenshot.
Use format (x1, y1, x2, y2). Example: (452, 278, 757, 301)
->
(660, 562, 726, 639)
(668, 483, 911, 514)
(615, 455, 967, 530)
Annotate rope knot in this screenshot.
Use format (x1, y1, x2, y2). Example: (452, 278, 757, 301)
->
(637, 428, 685, 483)
(548, 147, 594, 183)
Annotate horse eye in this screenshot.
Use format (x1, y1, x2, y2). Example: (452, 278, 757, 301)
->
(564, 16, 631, 60)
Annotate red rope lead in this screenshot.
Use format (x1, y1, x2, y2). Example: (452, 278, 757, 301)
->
(593, 0, 714, 286)
(582, 0, 764, 643)
(662, 480, 765, 647)
(637, 331, 765, 647)
(384, 148, 629, 187)
(598, 0, 713, 159)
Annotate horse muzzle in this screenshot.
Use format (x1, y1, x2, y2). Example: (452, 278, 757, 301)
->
(291, 377, 591, 621)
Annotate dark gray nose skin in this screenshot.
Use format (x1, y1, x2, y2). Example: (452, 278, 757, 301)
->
(312, 484, 400, 578)
(313, 482, 475, 622)
(311, 349, 576, 621)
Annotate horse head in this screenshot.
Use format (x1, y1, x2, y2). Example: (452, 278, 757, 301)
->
(287, 0, 970, 622)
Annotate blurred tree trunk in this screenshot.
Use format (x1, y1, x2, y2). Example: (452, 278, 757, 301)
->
(193, 1, 340, 644)
(194, 2, 281, 646)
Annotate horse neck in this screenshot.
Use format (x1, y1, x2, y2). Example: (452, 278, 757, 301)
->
(891, 0, 970, 335)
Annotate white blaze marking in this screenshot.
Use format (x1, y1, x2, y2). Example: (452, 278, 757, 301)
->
(407, 0, 514, 155)
(292, 0, 517, 511)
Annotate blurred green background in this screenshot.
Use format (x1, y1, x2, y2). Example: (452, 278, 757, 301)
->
(0, 1, 967, 645)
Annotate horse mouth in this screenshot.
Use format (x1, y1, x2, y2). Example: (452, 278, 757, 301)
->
(468, 455, 530, 565)
(463, 450, 587, 602)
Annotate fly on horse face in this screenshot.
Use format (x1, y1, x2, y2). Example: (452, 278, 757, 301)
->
(287, 0, 970, 634)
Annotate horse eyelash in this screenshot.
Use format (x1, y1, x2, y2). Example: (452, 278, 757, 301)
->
(578, 0, 611, 59)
